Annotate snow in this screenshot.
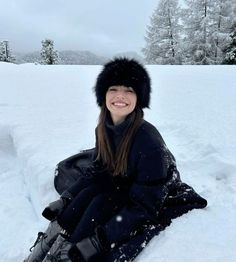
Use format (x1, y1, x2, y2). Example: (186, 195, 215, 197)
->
(0, 62, 236, 261)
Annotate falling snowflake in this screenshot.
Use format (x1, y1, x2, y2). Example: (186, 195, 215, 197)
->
(116, 215, 122, 222)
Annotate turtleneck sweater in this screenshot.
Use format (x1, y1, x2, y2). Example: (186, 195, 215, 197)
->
(105, 113, 133, 154)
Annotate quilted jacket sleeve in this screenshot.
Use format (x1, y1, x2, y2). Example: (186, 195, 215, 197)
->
(103, 148, 169, 245)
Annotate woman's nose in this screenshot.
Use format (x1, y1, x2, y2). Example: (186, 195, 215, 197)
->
(115, 92, 125, 99)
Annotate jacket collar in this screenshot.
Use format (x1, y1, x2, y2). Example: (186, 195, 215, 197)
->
(105, 113, 133, 136)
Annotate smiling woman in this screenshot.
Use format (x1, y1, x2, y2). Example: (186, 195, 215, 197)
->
(23, 57, 207, 262)
(105, 86, 137, 125)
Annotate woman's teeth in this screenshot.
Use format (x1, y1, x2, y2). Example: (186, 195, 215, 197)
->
(113, 102, 127, 107)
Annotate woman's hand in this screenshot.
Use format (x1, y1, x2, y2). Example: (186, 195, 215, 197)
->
(42, 191, 73, 221)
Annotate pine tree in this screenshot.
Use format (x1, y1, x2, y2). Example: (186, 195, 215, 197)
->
(0, 42, 4, 61)
(182, 0, 217, 64)
(211, 0, 235, 64)
(40, 39, 59, 65)
(182, 0, 236, 64)
(142, 0, 182, 64)
(223, 24, 236, 64)
(0, 40, 15, 63)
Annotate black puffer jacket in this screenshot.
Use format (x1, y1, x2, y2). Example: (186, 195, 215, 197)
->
(101, 118, 181, 245)
(64, 117, 207, 247)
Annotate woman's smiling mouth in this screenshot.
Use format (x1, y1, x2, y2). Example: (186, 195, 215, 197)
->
(112, 102, 128, 107)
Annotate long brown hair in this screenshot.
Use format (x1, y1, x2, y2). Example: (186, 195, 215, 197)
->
(96, 105, 143, 176)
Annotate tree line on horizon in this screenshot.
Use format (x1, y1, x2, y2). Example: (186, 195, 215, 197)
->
(0, 40, 138, 65)
(0, 39, 59, 65)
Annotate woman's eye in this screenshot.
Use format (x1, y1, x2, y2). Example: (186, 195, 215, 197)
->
(109, 88, 116, 92)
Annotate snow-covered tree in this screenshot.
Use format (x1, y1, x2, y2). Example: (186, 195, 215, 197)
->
(211, 0, 235, 64)
(40, 39, 59, 65)
(182, 0, 218, 64)
(0, 42, 4, 61)
(0, 40, 15, 63)
(142, 0, 182, 64)
(222, 23, 236, 64)
(182, 0, 235, 64)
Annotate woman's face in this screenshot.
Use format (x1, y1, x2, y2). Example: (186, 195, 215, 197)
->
(106, 85, 137, 125)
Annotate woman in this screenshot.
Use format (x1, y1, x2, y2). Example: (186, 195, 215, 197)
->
(24, 58, 207, 262)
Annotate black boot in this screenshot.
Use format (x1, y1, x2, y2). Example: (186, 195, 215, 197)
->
(42, 234, 75, 262)
(24, 220, 63, 262)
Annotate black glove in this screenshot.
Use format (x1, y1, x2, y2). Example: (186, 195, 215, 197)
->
(69, 227, 110, 262)
(86, 161, 109, 178)
(42, 190, 73, 221)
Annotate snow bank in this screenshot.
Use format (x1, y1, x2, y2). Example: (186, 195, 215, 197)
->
(0, 62, 235, 261)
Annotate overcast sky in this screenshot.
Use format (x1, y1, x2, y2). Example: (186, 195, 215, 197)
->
(0, 0, 162, 56)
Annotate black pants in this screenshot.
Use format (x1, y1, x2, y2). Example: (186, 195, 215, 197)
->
(56, 183, 173, 261)
(57, 183, 128, 243)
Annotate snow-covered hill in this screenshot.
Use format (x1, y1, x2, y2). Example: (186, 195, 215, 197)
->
(0, 62, 235, 261)
(15, 50, 108, 65)
(14, 50, 143, 65)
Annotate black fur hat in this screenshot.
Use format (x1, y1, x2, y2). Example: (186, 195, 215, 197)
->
(94, 57, 151, 108)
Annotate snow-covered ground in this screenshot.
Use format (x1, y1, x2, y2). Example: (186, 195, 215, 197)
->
(0, 62, 236, 262)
